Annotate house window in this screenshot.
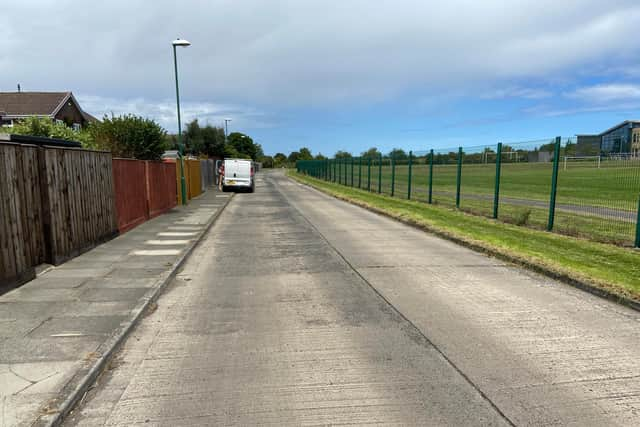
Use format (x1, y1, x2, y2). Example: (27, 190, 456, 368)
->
(55, 119, 63, 125)
(73, 123, 81, 131)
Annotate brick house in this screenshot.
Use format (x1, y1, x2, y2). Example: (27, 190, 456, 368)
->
(0, 91, 97, 130)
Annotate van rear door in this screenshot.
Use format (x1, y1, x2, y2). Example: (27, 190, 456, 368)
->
(224, 159, 252, 187)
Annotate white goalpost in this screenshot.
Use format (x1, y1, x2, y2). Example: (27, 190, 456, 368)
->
(563, 155, 601, 170)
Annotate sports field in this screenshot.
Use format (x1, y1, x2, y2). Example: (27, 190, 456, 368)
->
(328, 158, 640, 246)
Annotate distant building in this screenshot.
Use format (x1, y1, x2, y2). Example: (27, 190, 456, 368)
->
(0, 91, 97, 129)
(599, 120, 640, 155)
(575, 134, 601, 156)
(575, 120, 640, 156)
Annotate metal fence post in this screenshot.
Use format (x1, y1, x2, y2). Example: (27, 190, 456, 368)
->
(493, 142, 502, 219)
(391, 153, 396, 197)
(351, 157, 354, 187)
(456, 146, 462, 208)
(332, 159, 336, 182)
(547, 136, 562, 231)
(338, 158, 342, 184)
(407, 150, 413, 200)
(358, 157, 362, 188)
(378, 153, 382, 193)
(635, 194, 640, 248)
(367, 157, 371, 191)
(428, 149, 434, 204)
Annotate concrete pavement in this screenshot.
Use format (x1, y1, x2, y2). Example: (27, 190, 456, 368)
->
(0, 189, 232, 427)
(64, 170, 640, 426)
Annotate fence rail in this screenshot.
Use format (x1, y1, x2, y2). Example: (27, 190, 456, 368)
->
(297, 137, 640, 248)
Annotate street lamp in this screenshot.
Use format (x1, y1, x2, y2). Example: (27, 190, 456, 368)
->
(224, 118, 232, 143)
(172, 38, 191, 205)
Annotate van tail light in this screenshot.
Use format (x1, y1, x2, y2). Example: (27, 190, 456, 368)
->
(250, 166, 254, 176)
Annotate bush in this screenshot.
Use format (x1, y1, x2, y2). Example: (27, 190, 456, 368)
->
(10, 117, 92, 145)
(514, 208, 532, 226)
(89, 115, 167, 160)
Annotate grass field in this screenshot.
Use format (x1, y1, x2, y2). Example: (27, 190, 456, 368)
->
(324, 158, 640, 246)
(289, 171, 640, 302)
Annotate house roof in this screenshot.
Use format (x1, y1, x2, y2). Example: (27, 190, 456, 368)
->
(599, 120, 640, 136)
(0, 92, 71, 116)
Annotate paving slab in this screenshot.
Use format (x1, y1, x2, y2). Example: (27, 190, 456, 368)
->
(0, 188, 232, 427)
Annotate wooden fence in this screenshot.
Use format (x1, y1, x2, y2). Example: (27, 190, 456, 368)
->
(112, 159, 177, 232)
(112, 159, 148, 232)
(1, 142, 118, 287)
(146, 161, 177, 218)
(0, 143, 45, 286)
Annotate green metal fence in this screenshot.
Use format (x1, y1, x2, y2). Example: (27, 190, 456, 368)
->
(296, 137, 640, 248)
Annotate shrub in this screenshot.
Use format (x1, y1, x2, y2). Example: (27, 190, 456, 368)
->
(10, 117, 93, 145)
(514, 208, 532, 226)
(89, 115, 167, 160)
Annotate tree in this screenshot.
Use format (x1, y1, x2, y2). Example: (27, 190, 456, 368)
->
(299, 147, 313, 160)
(288, 151, 301, 163)
(334, 150, 352, 159)
(200, 124, 225, 157)
(274, 153, 287, 167)
(227, 132, 259, 160)
(89, 114, 167, 160)
(314, 153, 327, 160)
(361, 147, 381, 159)
(260, 155, 274, 168)
(388, 148, 407, 160)
(183, 119, 205, 155)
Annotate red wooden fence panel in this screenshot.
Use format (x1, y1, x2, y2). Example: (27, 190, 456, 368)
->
(146, 161, 177, 218)
(112, 158, 148, 233)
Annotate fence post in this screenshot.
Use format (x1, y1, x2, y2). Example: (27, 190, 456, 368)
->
(428, 149, 434, 204)
(547, 136, 561, 231)
(493, 142, 502, 219)
(351, 157, 354, 187)
(338, 158, 342, 184)
(378, 153, 382, 193)
(391, 153, 396, 197)
(456, 146, 462, 208)
(367, 158, 371, 191)
(407, 150, 413, 200)
(358, 157, 362, 188)
(635, 194, 640, 248)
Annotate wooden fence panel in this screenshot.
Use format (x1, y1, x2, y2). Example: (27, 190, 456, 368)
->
(44, 147, 117, 264)
(112, 158, 148, 233)
(146, 161, 177, 218)
(187, 159, 202, 199)
(0, 143, 45, 287)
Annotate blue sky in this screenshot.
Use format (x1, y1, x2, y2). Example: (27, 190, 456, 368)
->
(3, 1, 640, 156)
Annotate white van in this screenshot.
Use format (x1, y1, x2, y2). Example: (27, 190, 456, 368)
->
(222, 159, 255, 192)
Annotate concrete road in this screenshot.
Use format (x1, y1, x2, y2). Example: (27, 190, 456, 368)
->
(65, 171, 640, 426)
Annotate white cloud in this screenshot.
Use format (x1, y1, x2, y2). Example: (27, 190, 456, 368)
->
(2, 0, 640, 110)
(77, 95, 273, 132)
(480, 87, 553, 100)
(565, 83, 640, 103)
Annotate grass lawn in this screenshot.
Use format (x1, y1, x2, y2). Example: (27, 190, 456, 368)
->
(289, 171, 640, 303)
(327, 159, 640, 245)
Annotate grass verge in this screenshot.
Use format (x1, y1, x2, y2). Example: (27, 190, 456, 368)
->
(288, 171, 640, 305)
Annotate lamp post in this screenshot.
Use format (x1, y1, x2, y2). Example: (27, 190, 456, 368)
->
(172, 38, 191, 205)
(224, 118, 232, 144)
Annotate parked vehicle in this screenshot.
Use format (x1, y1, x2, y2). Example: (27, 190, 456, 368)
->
(222, 158, 255, 192)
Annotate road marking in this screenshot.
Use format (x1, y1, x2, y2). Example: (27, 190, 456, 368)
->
(144, 240, 190, 246)
(157, 232, 197, 237)
(131, 249, 182, 256)
(50, 333, 84, 337)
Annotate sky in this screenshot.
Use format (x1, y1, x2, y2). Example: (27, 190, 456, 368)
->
(2, 0, 640, 156)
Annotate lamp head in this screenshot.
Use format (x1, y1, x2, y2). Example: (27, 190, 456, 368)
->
(172, 38, 191, 47)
